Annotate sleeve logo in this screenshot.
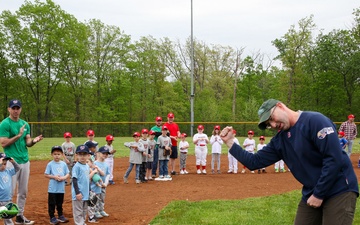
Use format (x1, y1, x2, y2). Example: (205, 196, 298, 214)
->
(317, 127, 334, 139)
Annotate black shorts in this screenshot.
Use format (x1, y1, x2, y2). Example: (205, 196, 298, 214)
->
(146, 162, 153, 169)
(170, 146, 178, 159)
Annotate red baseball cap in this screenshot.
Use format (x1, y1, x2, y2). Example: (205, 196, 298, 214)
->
(167, 113, 174, 118)
(162, 125, 168, 130)
(133, 132, 140, 137)
(156, 116, 162, 121)
(141, 129, 149, 134)
(64, 132, 72, 138)
(86, 130, 95, 136)
(259, 136, 265, 140)
(198, 125, 204, 130)
(105, 135, 114, 141)
(348, 114, 355, 119)
(338, 131, 345, 136)
(149, 130, 156, 135)
(181, 133, 187, 137)
(214, 125, 220, 130)
(248, 130, 254, 135)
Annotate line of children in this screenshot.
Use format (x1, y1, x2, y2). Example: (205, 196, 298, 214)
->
(179, 133, 189, 174)
(210, 125, 223, 174)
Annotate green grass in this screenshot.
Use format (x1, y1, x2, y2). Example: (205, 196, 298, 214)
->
(150, 189, 360, 225)
(28, 137, 360, 160)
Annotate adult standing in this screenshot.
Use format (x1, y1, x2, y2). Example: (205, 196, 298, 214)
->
(338, 114, 357, 157)
(150, 116, 162, 177)
(221, 99, 358, 225)
(164, 113, 180, 175)
(0, 99, 43, 225)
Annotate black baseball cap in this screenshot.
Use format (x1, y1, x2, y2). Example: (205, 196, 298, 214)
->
(51, 146, 63, 153)
(9, 99, 22, 108)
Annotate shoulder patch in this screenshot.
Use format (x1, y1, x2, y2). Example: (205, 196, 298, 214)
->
(317, 127, 334, 139)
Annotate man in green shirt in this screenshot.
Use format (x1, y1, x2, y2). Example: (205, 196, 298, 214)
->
(0, 99, 43, 225)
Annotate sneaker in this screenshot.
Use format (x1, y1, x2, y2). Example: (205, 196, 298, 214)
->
(202, 169, 207, 174)
(227, 170, 233, 174)
(152, 174, 156, 178)
(217, 170, 221, 174)
(184, 170, 189, 174)
(88, 216, 99, 223)
(180, 170, 185, 175)
(135, 179, 141, 184)
(275, 169, 279, 173)
(211, 170, 215, 174)
(280, 169, 286, 173)
(109, 180, 115, 185)
(159, 175, 164, 179)
(241, 169, 246, 174)
(100, 211, 109, 217)
(234, 171, 238, 174)
(94, 211, 103, 219)
(148, 177, 153, 180)
(251, 171, 255, 174)
(171, 171, 176, 175)
(15, 215, 35, 225)
(165, 175, 172, 179)
(57, 215, 69, 223)
(123, 176, 128, 184)
(262, 169, 267, 173)
(197, 169, 201, 174)
(50, 217, 59, 225)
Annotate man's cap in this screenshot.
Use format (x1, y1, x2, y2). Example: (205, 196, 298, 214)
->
(348, 114, 355, 119)
(105, 135, 114, 141)
(167, 113, 174, 118)
(338, 131, 345, 136)
(248, 130, 254, 135)
(181, 133, 187, 137)
(76, 145, 90, 154)
(98, 146, 110, 154)
(198, 125, 204, 130)
(51, 145, 63, 153)
(156, 116, 162, 121)
(259, 136, 265, 140)
(162, 125, 168, 130)
(84, 141, 98, 149)
(64, 132, 72, 138)
(214, 125, 220, 130)
(258, 99, 280, 130)
(9, 99, 22, 108)
(141, 129, 148, 134)
(86, 130, 95, 136)
(133, 132, 140, 137)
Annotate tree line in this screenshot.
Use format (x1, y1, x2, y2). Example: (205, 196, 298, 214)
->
(0, 0, 359, 136)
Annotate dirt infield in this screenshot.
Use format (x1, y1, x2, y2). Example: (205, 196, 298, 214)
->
(24, 154, 360, 224)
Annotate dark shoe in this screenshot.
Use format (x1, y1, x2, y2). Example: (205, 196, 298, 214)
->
(109, 180, 115, 185)
(58, 215, 69, 223)
(171, 171, 176, 175)
(50, 217, 59, 224)
(15, 215, 35, 225)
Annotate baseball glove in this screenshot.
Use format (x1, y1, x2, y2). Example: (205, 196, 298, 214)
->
(88, 191, 98, 207)
(163, 147, 172, 156)
(0, 202, 19, 219)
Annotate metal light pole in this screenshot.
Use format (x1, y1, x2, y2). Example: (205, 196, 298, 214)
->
(190, 0, 194, 137)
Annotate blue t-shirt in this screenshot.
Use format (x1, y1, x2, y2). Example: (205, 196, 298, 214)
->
(45, 160, 69, 194)
(90, 168, 102, 194)
(0, 168, 16, 201)
(71, 162, 90, 201)
(339, 137, 348, 150)
(94, 161, 110, 182)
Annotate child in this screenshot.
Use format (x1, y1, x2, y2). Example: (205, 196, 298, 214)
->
(210, 125, 223, 174)
(257, 136, 267, 173)
(104, 135, 116, 185)
(61, 132, 76, 185)
(156, 125, 172, 180)
(242, 130, 256, 173)
(45, 146, 70, 224)
(123, 132, 145, 184)
(193, 125, 209, 174)
(0, 153, 20, 225)
(179, 133, 189, 174)
(338, 131, 348, 151)
(84, 141, 98, 161)
(146, 131, 156, 180)
(85, 130, 99, 151)
(94, 146, 111, 218)
(71, 145, 97, 225)
(139, 129, 149, 183)
(228, 129, 239, 173)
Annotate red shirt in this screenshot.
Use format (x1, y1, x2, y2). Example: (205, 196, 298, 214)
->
(164, 122, 180, 146)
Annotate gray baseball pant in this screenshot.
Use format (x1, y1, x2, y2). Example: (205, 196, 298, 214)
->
(11, 161, 30, 216)
(72, 200, 88, 225)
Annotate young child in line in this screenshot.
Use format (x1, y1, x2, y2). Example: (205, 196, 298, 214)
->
(210, 125, 223, 174)
(0, 153, 20, 225)
(84, 141, 98, 161)
(242, 130, 256, 173)
(45, 146, 70, 225)
(139, 129, 149, 183)
(179, 133, 189, 174)
(257, 136, 267, 174)
(156, 125, 172, 180)
(85, 130, 99, 151)
(61, 132, 76, 186)
(146, 131, 156, 180)
(228, 129, 239, 174)
(338, 131, 348, 151)
(193, 125, 209, 174)
(86, 156, 102, 223)
(104, 135, 116, 185)
(123, 132, 145, 184)
(71, 145, 97, 225)
(94, 146, 111, 219)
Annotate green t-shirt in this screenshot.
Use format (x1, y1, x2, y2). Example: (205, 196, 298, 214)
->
(0, 117, 30, 164)
(150, 125, 162, 142)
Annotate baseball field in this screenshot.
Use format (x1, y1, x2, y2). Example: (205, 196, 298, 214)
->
(18, 138, 360, 224)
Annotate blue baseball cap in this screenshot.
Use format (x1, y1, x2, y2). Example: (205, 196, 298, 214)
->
(98, 146, 110, 154)
(76, 145, 90, 154)
(51, 145, 63, 153)
(9, 99, 22, 108)
(84, 141, 98, 149)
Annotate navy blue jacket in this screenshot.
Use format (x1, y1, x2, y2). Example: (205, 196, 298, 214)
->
(229, 111, 359, 202)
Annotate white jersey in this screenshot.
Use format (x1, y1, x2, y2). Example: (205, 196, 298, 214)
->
(179, 140, 189, 153)
(243, 138, 256, 153)
(257, 143, 266, 152)
(193, 133, 209, 147)
(210, 135, 223, 154)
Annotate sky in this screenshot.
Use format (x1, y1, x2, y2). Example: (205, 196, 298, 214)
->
(0, 0, 359, 59)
